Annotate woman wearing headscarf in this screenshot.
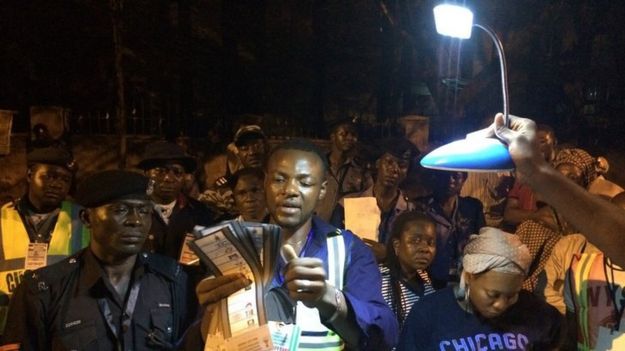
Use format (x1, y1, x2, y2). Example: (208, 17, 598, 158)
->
(516, 148, 599, 291)
(397, 227, 564, 351)
(379, 211, 437, 327)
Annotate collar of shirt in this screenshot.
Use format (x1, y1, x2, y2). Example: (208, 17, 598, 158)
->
(326, 152, 359, 176)
(77, 249, 146, 296)
(426, 195, 459, 227)
(271, 216, 336, 288)
(154, 200, 177, 223)
(359, 185, 411, 212)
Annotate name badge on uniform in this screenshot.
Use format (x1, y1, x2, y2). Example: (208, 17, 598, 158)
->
(24, 243, 48, 270)
(179, 233, 200, 266)
(596, 326, 625, 350)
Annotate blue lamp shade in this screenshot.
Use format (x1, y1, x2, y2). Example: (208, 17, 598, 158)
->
(420, 137, 515, 172)
(433, 4, 474, 39)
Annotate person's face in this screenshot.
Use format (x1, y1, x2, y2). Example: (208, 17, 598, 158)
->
(393, 220, 436, 274)
(433, 171, 466, 196)
(265, 149, 327, 231)
(238, 138, 266, 168)
(233, 174, 266, 221)
(27, 164, 72, 211)
(330, 124, 358, 152)
(146, 162, 186, 203)
(537, 130, 556, 162)
(556, 163, 584, 187)
(376, 153, 408, 188)
(84, 198, 153, 259)
(466, 270, 524, 319)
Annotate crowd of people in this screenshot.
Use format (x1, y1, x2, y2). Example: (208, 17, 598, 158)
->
(1, 113, 624, 350)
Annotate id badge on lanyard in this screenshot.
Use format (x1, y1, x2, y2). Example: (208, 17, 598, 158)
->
(25, 243, 48, 270)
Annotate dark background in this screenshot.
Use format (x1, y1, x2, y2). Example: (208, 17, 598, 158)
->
(1, 0, 624, 149)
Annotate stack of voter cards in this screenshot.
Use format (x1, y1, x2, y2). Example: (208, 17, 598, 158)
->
(187, 220, 282, 340)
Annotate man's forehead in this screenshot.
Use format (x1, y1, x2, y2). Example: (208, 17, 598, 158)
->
(270, 149, 320, 164)
(268, 150, 324, 173)
(379, 152, 408, 163)
(333, 123, 357, 134)
(235, 174, 262, 188)
(31, 163, 72, 174)
(150, 161, 185, 169)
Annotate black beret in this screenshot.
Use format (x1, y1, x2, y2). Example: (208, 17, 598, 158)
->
(27, 146, 77, 172)
(75, 170, 150, 208)
(137, 141, 197, 173)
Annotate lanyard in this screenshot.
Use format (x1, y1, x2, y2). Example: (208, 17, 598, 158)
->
(97, 280, 141, 349)
(15, 200, 59, 244)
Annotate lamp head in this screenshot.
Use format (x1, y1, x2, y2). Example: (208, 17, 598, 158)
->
(420, 138, 515, 172)
(433, 4, 474, 39)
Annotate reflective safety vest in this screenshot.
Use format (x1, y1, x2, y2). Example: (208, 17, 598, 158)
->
(570, 253, 600, 351)
(295, 230, 346, 351)
(0, 201, 90, 333)
(569, 252, 625, 351)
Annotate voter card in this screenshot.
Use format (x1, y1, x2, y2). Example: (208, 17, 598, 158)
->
(190, 225, 265, 337)
(268, 322, 300, 351)
(205, 325, 273, 351)
(179, 233, 200, 265)
(24, 243, 48, 270)
(240, 222, 265, 265)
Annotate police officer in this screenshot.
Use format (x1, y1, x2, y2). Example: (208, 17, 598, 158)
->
(1, 170, 189, 350)
(0, 146, 88, 334)
(137, 141, 214, 261)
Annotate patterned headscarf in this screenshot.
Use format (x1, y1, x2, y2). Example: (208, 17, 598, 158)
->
(462, 227, 531, 276)
(457, 227, 531, 298)
(553, 148, 597, 188)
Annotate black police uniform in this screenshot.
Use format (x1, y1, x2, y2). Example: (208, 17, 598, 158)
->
(144, 195, 215, 260)
(2, 249, 188, 351)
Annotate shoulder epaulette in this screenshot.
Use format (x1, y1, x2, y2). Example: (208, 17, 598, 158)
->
(141, 252, 182, 281)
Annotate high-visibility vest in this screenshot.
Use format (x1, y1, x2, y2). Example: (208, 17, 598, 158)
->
(295, 230, 346, 351)
(569, 252, 625, 351)
(0, 201, 90, 333)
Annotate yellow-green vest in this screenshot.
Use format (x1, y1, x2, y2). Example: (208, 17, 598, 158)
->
(0, 200, 90, 333)
(569, 252, 625, 351)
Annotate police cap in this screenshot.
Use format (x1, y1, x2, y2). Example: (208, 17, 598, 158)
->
(75, 170, 150, 208)
(27, 146, 77, 173)
(137, 141, 197, 173)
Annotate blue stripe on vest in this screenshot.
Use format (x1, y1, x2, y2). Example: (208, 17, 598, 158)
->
(70, 204, 83, 253)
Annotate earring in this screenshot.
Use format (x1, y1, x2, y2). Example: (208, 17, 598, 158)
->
(464, 286, 472, 313)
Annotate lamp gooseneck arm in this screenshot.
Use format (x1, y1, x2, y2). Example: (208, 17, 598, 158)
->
(474, 23, 509, 127)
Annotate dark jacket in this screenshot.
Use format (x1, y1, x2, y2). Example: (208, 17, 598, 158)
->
(1, 249, 189, 351)
(144, 195, 215, 260)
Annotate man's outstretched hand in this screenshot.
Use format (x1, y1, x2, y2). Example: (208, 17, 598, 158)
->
(468, 113, 545, 184)
(281, 244, 330, 308)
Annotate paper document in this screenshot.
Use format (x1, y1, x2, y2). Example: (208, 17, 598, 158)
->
(344, 197, 381, 241)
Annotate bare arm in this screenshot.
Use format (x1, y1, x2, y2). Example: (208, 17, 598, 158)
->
(525, 165, 625, 266)
(472, 113, 625, 267)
